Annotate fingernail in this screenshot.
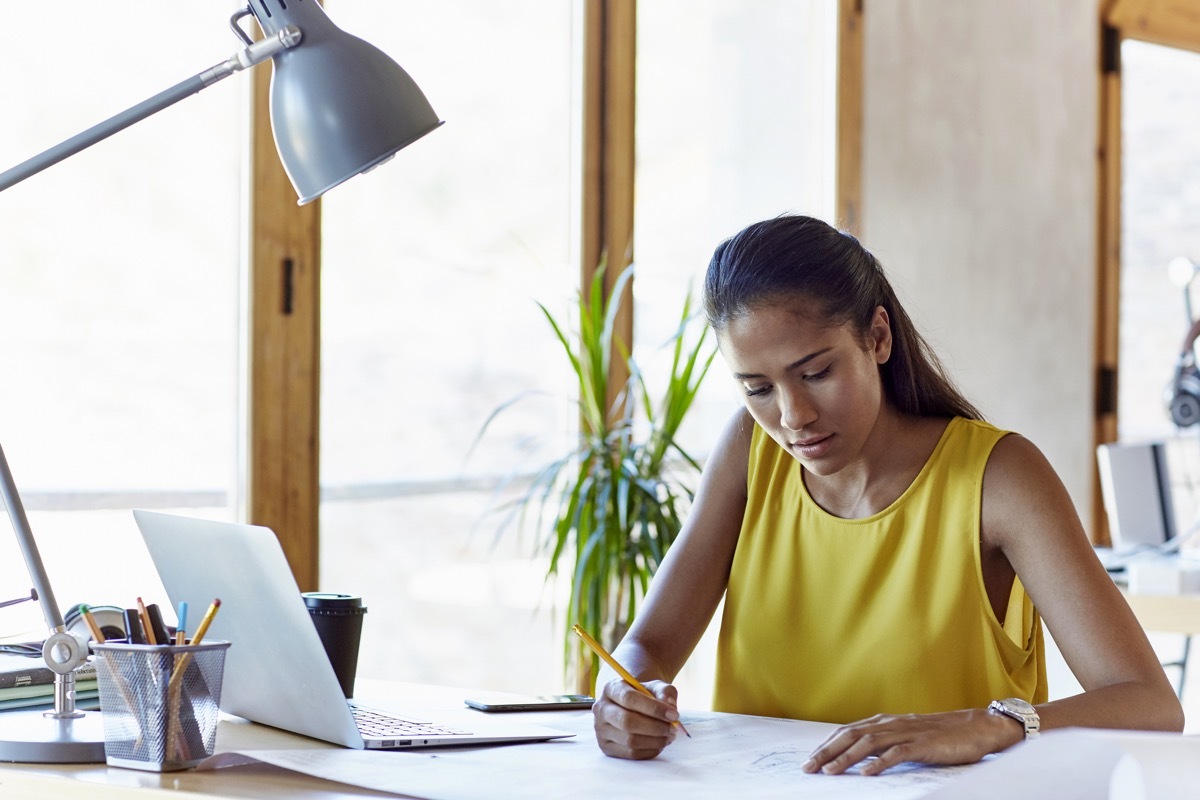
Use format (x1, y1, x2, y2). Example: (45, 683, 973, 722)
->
(801, 759, 818, 773)
(665, 709, 679, 722)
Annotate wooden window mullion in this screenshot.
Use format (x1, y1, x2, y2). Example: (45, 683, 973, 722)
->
(247, 60, 322, 590)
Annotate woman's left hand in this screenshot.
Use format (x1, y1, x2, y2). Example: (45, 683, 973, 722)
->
(802, 708, 1024, 776)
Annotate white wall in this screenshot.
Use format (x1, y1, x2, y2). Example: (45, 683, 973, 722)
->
(861, 0, 1099, 524)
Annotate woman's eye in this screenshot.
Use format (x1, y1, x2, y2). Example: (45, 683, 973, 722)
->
(803, 365, 832, 381)
(744, 385, 771, 397)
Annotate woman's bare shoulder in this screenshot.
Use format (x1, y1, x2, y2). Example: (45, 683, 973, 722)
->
(703, 407, 755, 491)
(984, 432, 1060, 495)
(980, 431, 1085, 550)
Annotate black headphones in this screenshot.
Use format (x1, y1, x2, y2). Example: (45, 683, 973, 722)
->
(1167, 317, 1200, 427)
(1168, 357, 1200, 427)
(62, 603, 127, 643)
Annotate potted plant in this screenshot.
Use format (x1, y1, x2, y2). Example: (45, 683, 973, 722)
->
(478, 265, 716, 693)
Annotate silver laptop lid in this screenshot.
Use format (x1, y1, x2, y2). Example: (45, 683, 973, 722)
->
(133, 510, 573, 750)
(133, 510, 366, 748)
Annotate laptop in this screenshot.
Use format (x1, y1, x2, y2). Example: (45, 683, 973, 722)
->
(132, 509, 573, 750)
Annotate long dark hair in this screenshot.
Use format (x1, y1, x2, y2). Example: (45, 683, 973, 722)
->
(704, 215, 982, 420)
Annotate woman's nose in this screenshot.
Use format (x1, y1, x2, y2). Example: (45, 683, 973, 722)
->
(779, 389, 815, 433)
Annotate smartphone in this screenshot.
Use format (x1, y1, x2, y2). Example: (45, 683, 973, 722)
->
(464, 693, 595, 712)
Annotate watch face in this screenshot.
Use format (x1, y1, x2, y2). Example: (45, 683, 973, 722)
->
(1004, 698, 1035, 716)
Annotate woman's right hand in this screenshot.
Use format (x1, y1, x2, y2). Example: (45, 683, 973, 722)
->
(591, 677, 680, 759)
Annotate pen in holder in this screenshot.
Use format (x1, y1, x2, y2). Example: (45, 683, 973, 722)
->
(92, 640, 231, 771)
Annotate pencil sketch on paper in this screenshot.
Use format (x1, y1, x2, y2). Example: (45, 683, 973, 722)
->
(662, 714, 970, 796)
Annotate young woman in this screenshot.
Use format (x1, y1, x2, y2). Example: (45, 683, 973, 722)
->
(590, 215, 1183, 775)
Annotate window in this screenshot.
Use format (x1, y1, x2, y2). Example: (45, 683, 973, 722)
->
(0, 6, 243, 636)
(1117, 41, 1200, 441)
(319, 1, 579, 693)
(633, 0, 838, 457)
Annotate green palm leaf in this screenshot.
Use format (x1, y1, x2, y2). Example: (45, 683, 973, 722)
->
(476, 263, 716, 692)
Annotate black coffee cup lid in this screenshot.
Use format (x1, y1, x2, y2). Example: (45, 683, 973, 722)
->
(302, 592, 364, 610)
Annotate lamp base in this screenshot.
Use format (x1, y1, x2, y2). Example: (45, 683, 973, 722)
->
(0, 709, 105, 763)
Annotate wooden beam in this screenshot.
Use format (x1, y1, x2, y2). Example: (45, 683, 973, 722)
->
(1092, 20, 1122, 546)
(581, 0, 605, 294)
(574, 0, 637, 693)
(1107, 0, 1200, 53)
(581, 0, 637, 418)
(836, 0, 864, 237)
(248, 60, 322, 590)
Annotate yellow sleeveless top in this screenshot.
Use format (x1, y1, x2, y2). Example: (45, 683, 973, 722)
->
(712, 417, 1046, 723)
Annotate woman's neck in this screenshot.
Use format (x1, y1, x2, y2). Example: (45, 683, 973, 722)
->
(803, 412, 951, 519)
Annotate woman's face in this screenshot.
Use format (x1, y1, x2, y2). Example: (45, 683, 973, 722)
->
(718, 300, 892, 477)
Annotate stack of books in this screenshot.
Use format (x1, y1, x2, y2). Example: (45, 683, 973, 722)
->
(0, 647, 99, 711)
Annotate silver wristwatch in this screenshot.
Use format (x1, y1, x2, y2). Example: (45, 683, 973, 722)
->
(988, 697, 1040, 739)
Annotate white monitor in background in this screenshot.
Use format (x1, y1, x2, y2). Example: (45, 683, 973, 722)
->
(1097, 441, 1171, 550)
(1097, 437, 1200, 551)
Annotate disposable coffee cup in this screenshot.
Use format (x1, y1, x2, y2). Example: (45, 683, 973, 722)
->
(302, 592, 366, 698)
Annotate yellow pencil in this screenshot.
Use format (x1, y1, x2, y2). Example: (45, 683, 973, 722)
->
(571, 623, 690, 738)
(189, 598, 222, 646)
(79, 604, 106, 644)
(167, 598, 221, 695)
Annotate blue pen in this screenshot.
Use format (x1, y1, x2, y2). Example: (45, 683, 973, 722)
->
(175, 601, 188, 645)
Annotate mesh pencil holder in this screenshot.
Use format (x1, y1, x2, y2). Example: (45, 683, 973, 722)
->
(93, 640, 231, 771)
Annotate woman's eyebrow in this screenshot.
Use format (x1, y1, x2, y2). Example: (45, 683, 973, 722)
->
(733, 347, 834, 380)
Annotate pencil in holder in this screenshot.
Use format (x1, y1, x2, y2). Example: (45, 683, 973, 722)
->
(93, 640, 231, 771)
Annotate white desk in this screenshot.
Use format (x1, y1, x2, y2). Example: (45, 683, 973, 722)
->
(0, 681, 971, 799)
(1, 714, 396, 800)
(1, 682, 1194, 799)
(1123, 592, 1200, 635)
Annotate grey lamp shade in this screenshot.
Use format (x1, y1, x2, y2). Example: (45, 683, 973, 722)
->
(251, 0, 443, 204)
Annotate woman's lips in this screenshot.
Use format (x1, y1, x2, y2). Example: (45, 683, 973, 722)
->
(791, 433, 833, 459)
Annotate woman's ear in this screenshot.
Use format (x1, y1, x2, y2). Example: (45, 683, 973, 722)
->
(869, 305, 892, 364)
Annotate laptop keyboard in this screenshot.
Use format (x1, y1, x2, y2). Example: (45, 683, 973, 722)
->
(349, 703, 472, 738)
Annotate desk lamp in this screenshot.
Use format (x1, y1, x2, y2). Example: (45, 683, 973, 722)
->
(0, 1, 441, 762)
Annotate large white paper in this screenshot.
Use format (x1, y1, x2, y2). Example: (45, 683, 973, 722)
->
(205, 711, 972, 800)
(203, 700, 1200, 800)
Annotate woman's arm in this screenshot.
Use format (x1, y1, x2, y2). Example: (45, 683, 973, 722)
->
(804, 433, 1183, 776)
(982, 435, 1183, 734)
(591, 408, 752, 759)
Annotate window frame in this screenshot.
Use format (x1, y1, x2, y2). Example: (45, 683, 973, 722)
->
(247, 62, 322, 590)
(1093, 0, 1200, 544)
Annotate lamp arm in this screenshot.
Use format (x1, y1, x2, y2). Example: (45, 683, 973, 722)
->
(0, 443, 66, 634)
(0, 25, 301, 193)
(0, 443, 91, 718)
